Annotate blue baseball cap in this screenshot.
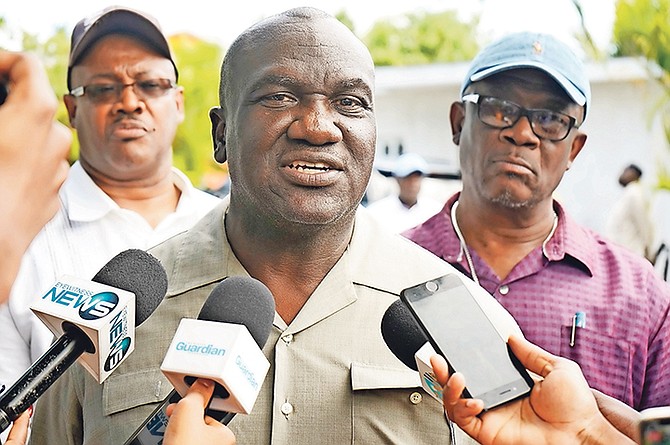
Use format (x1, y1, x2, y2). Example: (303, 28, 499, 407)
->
(461, 32, 591, 119)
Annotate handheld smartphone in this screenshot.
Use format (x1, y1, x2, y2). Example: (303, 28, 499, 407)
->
(400, 273, 534, 411)
(640, 406, 670, 445)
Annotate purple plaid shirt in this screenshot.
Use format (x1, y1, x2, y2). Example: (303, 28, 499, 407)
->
(404, 193, 670, 410)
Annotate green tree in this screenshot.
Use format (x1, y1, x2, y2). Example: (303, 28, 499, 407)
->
(363, 11, 479, 66)
(613, 0, 670, 187)
(169, 34, 225, 186)
(335, 10, 355, 33)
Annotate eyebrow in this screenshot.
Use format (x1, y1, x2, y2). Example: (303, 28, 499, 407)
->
(249, 74, 373, 98)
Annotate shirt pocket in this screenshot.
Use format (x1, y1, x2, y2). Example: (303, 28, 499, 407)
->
(102, 368, 172, 416)
(350, 362, 456, 444)
(559, 326, 633, 405)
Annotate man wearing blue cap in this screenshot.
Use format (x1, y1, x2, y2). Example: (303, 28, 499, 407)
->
(405, 32, 670, 411)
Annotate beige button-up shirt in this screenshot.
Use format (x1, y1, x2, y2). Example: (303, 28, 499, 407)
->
(30, 200, 518, 445)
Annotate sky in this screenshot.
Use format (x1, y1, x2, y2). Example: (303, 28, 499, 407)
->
(2, 0, 617, 55)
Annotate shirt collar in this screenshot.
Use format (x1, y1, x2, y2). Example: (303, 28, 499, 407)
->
(61, 161, 192, 223)
(438, 193, 595, 276)
(544, 201, 595, 276)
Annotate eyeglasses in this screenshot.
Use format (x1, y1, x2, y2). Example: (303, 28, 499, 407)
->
(461, 93, 579, 142)
(69, 78, 177, 104)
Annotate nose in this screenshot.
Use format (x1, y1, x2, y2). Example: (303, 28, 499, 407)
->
(286, 99, 343, 145)
(500, 114, 539, 148)
(114, 84, 143, 114)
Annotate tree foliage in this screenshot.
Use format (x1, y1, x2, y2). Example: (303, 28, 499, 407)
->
(169, 34, 225, 185)
(613, 0, 670, 187)
(363, 11, 479, 66)
(614, 0, 670, 73)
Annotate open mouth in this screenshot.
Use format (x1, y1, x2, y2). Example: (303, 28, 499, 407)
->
(287, 161, 335, 173)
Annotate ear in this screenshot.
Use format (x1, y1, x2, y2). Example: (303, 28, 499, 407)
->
(209, 106, 227, 164)
(174, 86, 185, 123)
(566, 132, 587, 170)
(449, 101, 465, 146)
(63, 94, 77, 127)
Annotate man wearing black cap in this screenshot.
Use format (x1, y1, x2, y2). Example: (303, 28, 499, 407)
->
(405, 32, 670, 411)
(0, 6, 220, 403)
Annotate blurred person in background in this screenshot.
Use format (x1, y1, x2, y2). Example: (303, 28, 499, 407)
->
(366, 152, 442, 233)
(605, 163, 656, 262)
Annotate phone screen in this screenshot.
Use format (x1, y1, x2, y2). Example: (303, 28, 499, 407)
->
(401, 273, 533, 410)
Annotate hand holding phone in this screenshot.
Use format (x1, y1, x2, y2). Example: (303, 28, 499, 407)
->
(400, 273, 533, 410)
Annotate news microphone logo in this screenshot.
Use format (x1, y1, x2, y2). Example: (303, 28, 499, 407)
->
(30, 275, 135, 383)
(78, 291, 119, 320)
(161, 319, 270, 414)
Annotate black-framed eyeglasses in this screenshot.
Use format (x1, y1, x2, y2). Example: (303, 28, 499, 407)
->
(69, 78, 177, 104)
(461, 93, 579, 142)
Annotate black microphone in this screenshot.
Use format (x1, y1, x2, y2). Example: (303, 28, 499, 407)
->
(0, 249, 167, 432)
(124, 275, 275, 445)
(381, 299, 428, 371)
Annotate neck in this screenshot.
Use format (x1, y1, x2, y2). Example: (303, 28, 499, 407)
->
(225, 205, 354, 324)
(85, 164, 180, 229)
(399, 195, 417, 208)
(453, 195, 557, 280)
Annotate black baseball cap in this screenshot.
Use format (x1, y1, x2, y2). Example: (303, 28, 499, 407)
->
(67, 6, 178, 89)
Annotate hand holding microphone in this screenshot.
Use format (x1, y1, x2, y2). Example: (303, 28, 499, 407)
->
(161, 275, 274, 416)
(163, 379, 236, 445)
(0, 249, 167, 433)
(124, 275, 274, 445)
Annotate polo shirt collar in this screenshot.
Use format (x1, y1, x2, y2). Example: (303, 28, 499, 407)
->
(61, 161, 190, 223)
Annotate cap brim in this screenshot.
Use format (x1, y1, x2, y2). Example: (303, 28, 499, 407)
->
(470, 61, 586, 106)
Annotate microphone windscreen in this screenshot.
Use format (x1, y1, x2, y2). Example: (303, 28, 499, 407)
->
(92, 249, 168, 326)
(198, 276, 275, 348)
(381, 299, 428, 371)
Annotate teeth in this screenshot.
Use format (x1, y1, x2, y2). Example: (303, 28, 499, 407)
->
(289, 162, 331, 171)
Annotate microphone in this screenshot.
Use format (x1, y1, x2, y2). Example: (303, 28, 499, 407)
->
(161, 275, 274, 414)
(381, 299, 428, 371)
(381, 299, 443, 402)
(0, 249, 167, 433)
(124, 275, 275, 445)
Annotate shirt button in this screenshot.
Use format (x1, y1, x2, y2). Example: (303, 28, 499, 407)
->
(280, 402, 294, 416)
(499, 284, 509, 295)
(409, 392, 422, 405)
(282, 334, 293, 344)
